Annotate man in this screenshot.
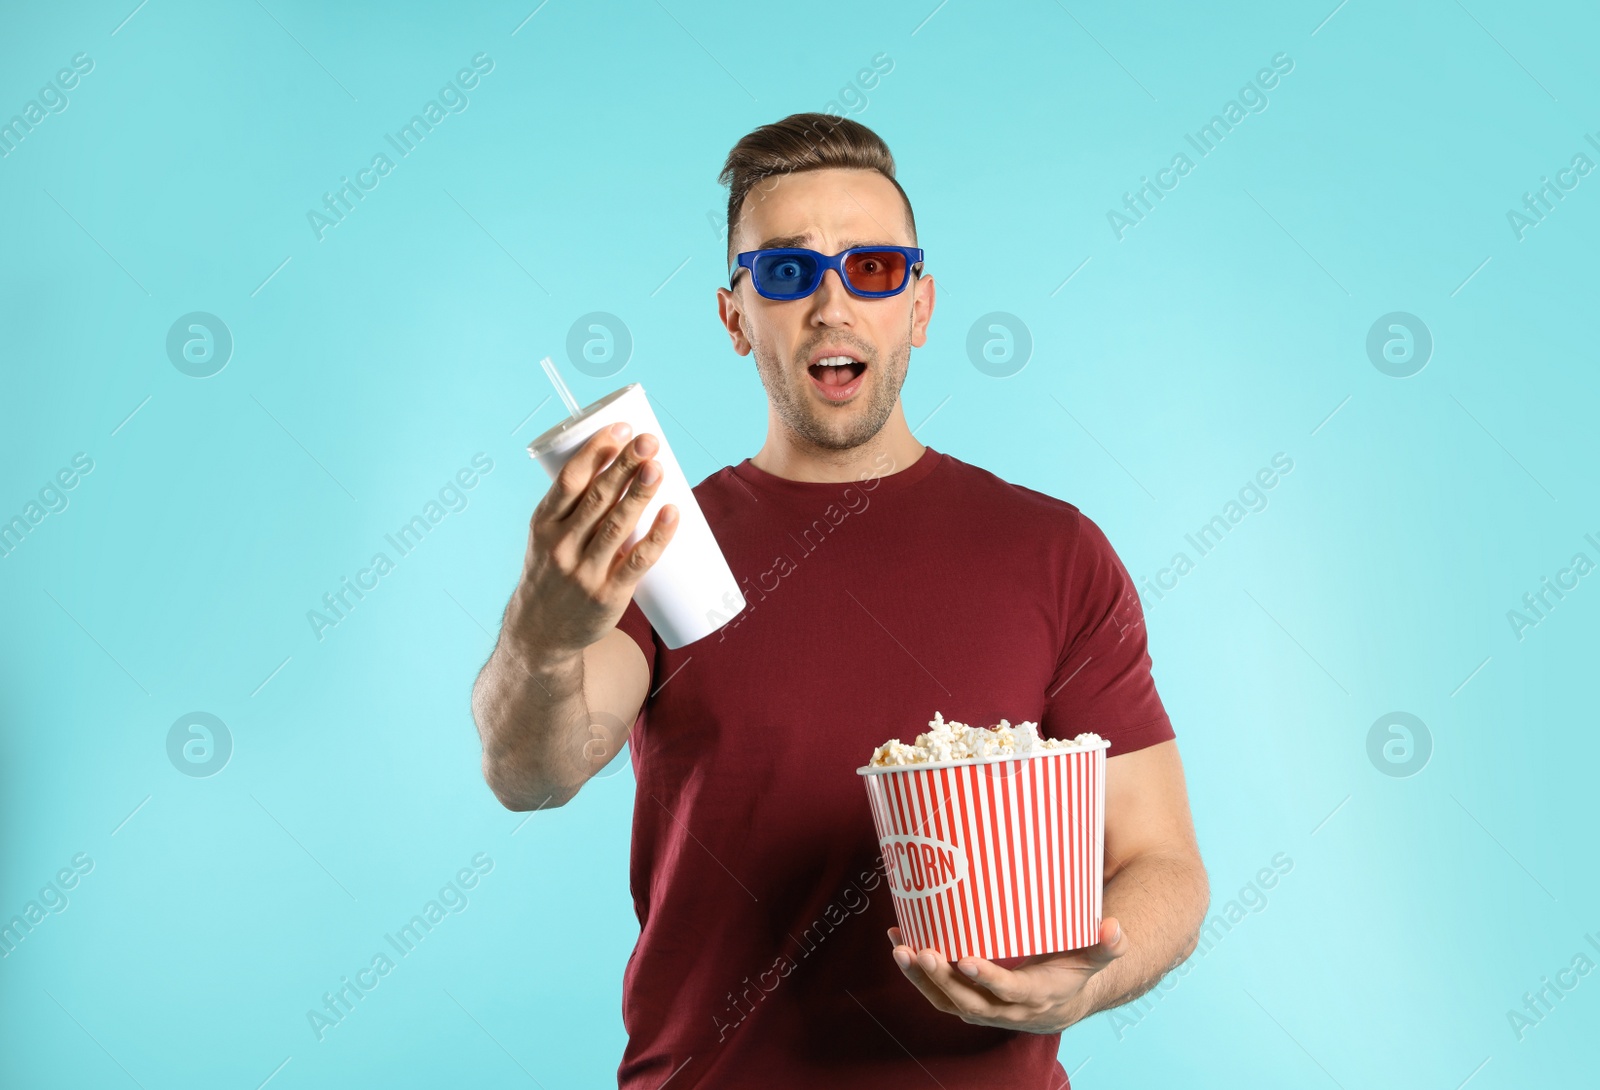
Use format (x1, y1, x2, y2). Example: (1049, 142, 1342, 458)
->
(472, 113, 1209, 1088)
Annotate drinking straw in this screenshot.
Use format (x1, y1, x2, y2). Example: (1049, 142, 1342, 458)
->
(540, 355, 581, 417)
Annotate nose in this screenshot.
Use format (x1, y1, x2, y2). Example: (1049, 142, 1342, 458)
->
(808, 267, 854, 327)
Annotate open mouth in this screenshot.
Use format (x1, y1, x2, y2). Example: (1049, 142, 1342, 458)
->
(808, 355, 868, 400)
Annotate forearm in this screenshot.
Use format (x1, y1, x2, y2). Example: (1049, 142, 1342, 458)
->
(470, 600, 594, 810)
(1067, 850, 1210, 1024)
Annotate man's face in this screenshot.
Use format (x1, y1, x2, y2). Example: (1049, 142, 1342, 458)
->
(716, 168, 935, 452)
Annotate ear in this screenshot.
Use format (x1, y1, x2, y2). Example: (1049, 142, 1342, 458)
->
(717, 286, 753, 356)
(909, 274, 936, 349)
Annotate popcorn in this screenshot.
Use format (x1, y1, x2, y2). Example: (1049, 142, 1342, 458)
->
(868, 712, 1104, 767)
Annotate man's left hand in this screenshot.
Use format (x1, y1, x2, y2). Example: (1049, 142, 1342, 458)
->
(888, 917, 1128, 1033)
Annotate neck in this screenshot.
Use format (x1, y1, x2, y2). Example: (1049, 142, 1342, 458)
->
(750, 402, 926, 483)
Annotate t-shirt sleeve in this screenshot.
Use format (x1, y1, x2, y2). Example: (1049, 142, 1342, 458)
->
(615, 597, 658, 677)
(1041, 512, 1175, 757)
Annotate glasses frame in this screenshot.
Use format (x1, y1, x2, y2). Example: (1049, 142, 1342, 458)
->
(728, 245, 926, 300)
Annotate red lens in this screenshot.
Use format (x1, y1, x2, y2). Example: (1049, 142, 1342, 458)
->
(842, 250, 908, 293)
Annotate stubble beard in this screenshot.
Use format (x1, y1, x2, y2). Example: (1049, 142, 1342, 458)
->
(750, 330, 910, 453)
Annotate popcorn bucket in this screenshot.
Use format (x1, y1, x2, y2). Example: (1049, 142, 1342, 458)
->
(857, 742, 1109, 961)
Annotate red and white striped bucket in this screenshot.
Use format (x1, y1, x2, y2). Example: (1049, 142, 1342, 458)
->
(858, 741, 1108, 961)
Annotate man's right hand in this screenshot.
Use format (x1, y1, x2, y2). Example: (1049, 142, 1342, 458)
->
(508, 421, 679, 661)
(472, 420, 679, 811)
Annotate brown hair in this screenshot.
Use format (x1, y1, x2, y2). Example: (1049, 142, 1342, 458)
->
(718, 112, 917, 265)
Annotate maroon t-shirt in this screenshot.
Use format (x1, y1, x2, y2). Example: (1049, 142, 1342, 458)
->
(613, 446, 1174, 1089)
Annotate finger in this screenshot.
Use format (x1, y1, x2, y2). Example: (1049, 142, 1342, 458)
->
(889, 930, 1025, 1018)
(610, 503, 679, 589)
(888, 941, 962, 1015)
(538, 423, 633, 523)
(580, 453, 665, 570)
(890, 930, 1012, 1009)
(909, 947, 1006, 1018)
(1079, 916, 1128, 969)
(953, 956, 1036, 1005)
(566, 432, 660, 541)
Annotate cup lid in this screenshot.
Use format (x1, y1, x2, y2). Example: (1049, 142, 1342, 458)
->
(526, 383, 640, 458)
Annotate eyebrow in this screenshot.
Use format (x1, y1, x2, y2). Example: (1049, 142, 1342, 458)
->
(752, 235, 901, 251)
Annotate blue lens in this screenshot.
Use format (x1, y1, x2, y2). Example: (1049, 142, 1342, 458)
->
(753, 251, 818, 297)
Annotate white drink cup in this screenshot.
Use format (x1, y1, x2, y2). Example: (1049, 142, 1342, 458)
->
(526, 383, 746, 649)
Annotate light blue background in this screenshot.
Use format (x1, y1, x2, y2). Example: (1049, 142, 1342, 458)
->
(3, 1, 1596, 1086)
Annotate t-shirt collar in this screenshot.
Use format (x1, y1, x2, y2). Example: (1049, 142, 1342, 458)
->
(729, 445, 946, 500)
